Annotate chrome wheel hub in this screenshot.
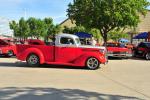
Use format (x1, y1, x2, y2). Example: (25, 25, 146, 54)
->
(146, 53, 150, 60)
(28, 55, 38, 64)
(87, 58, 99, 69)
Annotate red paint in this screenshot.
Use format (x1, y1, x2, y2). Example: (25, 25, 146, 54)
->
(16, 43, 107, 67)
(134, 42, 150, 58)
(0, 39, 16, 56)
(106, 42, 132, 58)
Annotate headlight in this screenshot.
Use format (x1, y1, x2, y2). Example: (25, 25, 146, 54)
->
(100, 49, 105, 54)
(126, 50, 132, 54)
(107, 51, 113, 54)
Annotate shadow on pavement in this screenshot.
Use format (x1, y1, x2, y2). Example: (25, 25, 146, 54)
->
(0, 87, 143, 100)
(108, 56, 148, 61)
(0, 61, 87, 70)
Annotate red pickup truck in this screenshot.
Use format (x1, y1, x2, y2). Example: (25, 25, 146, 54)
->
(106, 42, 132, 58)
(0, 39, 16, 57)
(16, 34, 107, 70)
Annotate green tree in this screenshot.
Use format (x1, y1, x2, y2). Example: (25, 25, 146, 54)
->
(89, 28, 102, 39)
(44, 18, 62, 41)
(52, 24, 62, 35)
(108, 30, 129, 42)
(26, 17, 37, 38)
(10, 17, 61, 41)
(9, 21, 19, 37)
(63, 25, 86, 34)
(19, 18, 30, 39)
(27, 17, 46, 39)
(67, 0, 150, 44)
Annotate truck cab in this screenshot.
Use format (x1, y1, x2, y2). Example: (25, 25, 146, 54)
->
(16, 33, 107, 70)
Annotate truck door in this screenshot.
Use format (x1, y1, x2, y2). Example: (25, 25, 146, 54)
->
(55, 37, 79, 63)
(137, 43, 146, 56)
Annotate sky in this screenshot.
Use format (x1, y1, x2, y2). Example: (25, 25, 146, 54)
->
(0, 0, 150, 24)
(0, 0, 73, 24)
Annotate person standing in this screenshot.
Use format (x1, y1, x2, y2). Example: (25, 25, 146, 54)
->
(90, 37, 97, 46)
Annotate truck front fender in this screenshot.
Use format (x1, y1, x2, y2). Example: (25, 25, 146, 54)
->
(73, 52, 106, 66)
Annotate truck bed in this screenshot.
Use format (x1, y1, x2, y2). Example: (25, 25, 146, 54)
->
(16, 44, 54, 62)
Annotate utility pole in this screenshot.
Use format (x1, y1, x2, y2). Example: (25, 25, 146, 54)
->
(24, 8, 27, 20)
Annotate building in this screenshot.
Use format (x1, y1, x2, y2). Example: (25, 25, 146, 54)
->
(59, 18, 76, 28)
(0, 17, 13, 38)
(60, 11, 150, 33)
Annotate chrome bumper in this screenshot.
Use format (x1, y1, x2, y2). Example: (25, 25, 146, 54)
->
(107, 53, 132, 57)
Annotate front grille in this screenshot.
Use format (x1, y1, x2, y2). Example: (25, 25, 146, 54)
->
(113, 52, 126, 54)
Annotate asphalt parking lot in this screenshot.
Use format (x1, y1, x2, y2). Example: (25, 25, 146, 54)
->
(0, 57, 150, 100)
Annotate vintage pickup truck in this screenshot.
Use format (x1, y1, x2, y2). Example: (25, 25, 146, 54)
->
(106, 42, 132, 58)
(16, 34, 107, 70)
(0, 39, 16, 57)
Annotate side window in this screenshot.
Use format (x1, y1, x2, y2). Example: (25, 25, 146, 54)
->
(60, 37, 74, 45)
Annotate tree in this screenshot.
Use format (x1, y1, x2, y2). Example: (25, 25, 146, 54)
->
(27, 17, 46, 39)
(63, 25, 86, 34)
(9, 21, 19, 37)
(19, 18, 30, 39)
(108, 30, 129, 42)
(67, 0, 150, 44)
(89, 28, 102, 40)
(10, 17, 61, 41)
(62, 26, 102, 40)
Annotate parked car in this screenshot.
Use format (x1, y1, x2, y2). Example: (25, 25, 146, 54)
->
(0, 39, 16, 57)
(16, 34, 107, 70)
(133, 42, 150, 60)
(106, 42, 132, 58)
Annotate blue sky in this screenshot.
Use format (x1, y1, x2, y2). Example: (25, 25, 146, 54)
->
(0, 0, 149, 24)
(0, 0, 73, 24)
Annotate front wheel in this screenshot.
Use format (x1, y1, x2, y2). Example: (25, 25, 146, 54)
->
(27, 54, 40, 67)
(86, 57, 100, 70)
(145, 52, 150, 60)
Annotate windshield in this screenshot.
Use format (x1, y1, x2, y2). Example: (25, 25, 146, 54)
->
(75, 38, 81, 45)
(106, 43, 125, 47)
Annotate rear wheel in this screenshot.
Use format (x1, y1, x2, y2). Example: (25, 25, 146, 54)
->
(6, 50, 14, 57)
(27, 54, 40, 67)
(145, 52, 150, 60)
(86, 57, 100, 70)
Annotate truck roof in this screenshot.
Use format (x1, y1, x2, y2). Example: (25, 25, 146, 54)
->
(56, 33, 79, 39)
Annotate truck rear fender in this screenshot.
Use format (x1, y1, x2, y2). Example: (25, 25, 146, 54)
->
(19, 48, 45, 64)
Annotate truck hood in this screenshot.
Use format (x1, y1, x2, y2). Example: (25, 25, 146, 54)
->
(79, 45, 106, 50)
(107, 47, 129, 52)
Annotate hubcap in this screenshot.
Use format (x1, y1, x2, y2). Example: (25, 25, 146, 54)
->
(87, 58, 99, 69)
(28, 55, 38, 64)
(146, 53, 150, 60)
(8, 51, 13, 56)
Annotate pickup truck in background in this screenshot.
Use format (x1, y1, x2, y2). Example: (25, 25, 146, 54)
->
(133, 42, 150, 60)
(106, 42, 132, 58)
(0, 39, 16, 57)
(16, 34, 107, 70)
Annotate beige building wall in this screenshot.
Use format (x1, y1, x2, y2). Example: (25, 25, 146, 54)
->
(59, 18, 76, 28)
(136, 11, 150, 32)
(60, 11, 150, 33)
